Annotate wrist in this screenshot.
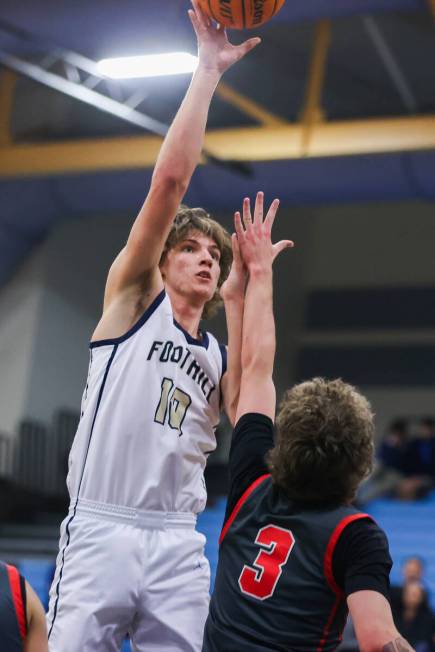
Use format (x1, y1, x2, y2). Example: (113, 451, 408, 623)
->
(195, 63, 222, 84)
(222, 292, 244, 306)
(248, 265, 273, 279)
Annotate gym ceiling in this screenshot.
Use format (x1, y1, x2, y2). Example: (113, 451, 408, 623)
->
(0, 0, 434, 285)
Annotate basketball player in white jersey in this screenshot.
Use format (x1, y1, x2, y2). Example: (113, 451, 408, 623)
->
(46, 2, 260, 651)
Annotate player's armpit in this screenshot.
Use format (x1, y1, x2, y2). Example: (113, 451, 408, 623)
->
(382, 640, 415, 652)
(103, 248, 162, 310)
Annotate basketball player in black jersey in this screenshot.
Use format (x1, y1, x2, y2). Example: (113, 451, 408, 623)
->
(202, 192, 414, 652)
(0, 561, 48, 651)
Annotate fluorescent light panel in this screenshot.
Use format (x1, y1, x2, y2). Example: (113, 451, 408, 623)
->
(97, 52, 198, 79)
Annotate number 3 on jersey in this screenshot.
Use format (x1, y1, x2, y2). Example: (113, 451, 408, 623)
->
(154, 377, 192, 437)
(239, 525, 295, 600)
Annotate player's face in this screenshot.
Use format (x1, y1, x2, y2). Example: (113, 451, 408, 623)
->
(161, 231, 221, 304)
(403, 558, 422, 582)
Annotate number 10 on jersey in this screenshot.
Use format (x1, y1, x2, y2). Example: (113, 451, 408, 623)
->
(154, 377, 192, 437)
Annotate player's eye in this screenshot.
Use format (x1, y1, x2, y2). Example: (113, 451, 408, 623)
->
(211, 251, 220, 261)
(182, 245, 194, 253)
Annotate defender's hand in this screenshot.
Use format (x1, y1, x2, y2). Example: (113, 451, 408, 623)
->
(188, 0, 261, 76)
(235, 192, 293, 274)
(220, 232, 246, 303)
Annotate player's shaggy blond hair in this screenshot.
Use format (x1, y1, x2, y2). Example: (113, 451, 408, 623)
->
(160, 205, 232, 320)
(267, 378, 374, 506)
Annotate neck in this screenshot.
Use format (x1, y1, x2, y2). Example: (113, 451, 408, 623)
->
(167, 289, 203, 339)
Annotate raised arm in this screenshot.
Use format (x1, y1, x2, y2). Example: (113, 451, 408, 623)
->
(235, 192, 293, 423)
(220, 231, 246, 425)
(104, 1, 260, 307)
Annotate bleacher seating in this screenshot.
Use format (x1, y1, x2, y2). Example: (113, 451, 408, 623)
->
(367, 491, 435, 609)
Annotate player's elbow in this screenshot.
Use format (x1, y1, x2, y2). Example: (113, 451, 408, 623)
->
(241, 354, 271, 379)
(241, 341, 275, 377)
(151, 169, 188, 198)
(241, 357, 273, 389)
(357, 628, 403, 652)
(358, 641, 384, 652)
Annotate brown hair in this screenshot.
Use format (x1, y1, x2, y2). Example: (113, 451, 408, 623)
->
(160, 205, 232, 319)
(267, 378, 374, 506)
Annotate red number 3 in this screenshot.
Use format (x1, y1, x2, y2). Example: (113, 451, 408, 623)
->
(238, 525, 295, 600)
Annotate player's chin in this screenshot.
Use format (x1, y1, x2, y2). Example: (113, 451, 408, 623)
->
(192, 282, 215, 303)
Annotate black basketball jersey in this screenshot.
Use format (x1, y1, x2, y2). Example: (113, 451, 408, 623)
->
(203, 474, 371, 652)
(0, 562, 27, 651)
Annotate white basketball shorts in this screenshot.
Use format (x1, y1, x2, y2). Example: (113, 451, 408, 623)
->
(47, 499, 211, 651)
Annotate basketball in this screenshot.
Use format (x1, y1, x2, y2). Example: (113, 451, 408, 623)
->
(198, 0, 286, 29)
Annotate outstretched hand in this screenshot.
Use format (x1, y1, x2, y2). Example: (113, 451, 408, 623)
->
(234, 192, 294, 274)
(220, 231, 246, 303)
(188, 0, 261, 76)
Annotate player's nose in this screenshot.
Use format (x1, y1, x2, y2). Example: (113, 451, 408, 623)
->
(200, 250, 213, 266)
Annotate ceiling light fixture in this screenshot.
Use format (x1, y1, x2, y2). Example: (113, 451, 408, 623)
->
(97, 52, 199, 79)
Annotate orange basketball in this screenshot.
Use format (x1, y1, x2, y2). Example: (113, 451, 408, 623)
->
(198, 0, 286, 29)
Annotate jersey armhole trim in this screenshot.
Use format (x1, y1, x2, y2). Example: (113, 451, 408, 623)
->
(219, 473, 270, 544)
(90, 289, 166, 348)
(20, 575, 27, 636)
(6, 565, 26, 642)
(317, 513, 371, 652)
(323, 512, 372, 598)
(219, 344, 227, 377)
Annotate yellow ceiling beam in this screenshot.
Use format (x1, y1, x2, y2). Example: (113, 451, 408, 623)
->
(216, 81, 287, 126)
(1, 115, 435, 177)
(428, 0, 435, 19)
(0, 69, 17, 146)
(0, 135, 163, 177)
(300, 20, 331, 155)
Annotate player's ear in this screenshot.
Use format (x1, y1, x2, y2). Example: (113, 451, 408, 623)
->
(159, 250, 169, 279)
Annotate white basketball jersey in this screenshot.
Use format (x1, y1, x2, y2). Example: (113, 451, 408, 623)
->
(66, 290, 225, 514)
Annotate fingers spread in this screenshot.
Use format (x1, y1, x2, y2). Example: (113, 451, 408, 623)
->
(253, 191, 264, 227)
(238, 37, 261, 58)
(272, 240, 294, 261)
(264, 198, 280, 231)
(188, 9, 199, 34)
(234, 211, 244, 240)
(231, 233, 242, 265)
(191, 0, 209, 30)
(242, 197, 252, 230)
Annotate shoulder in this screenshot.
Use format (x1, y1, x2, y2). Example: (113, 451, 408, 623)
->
(337, 516, 390, 555)
(204, 336, 227, 375)
(223, 413, 275, 528)
(91, 288, 168, 347)
(332, 515, 393, 599)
